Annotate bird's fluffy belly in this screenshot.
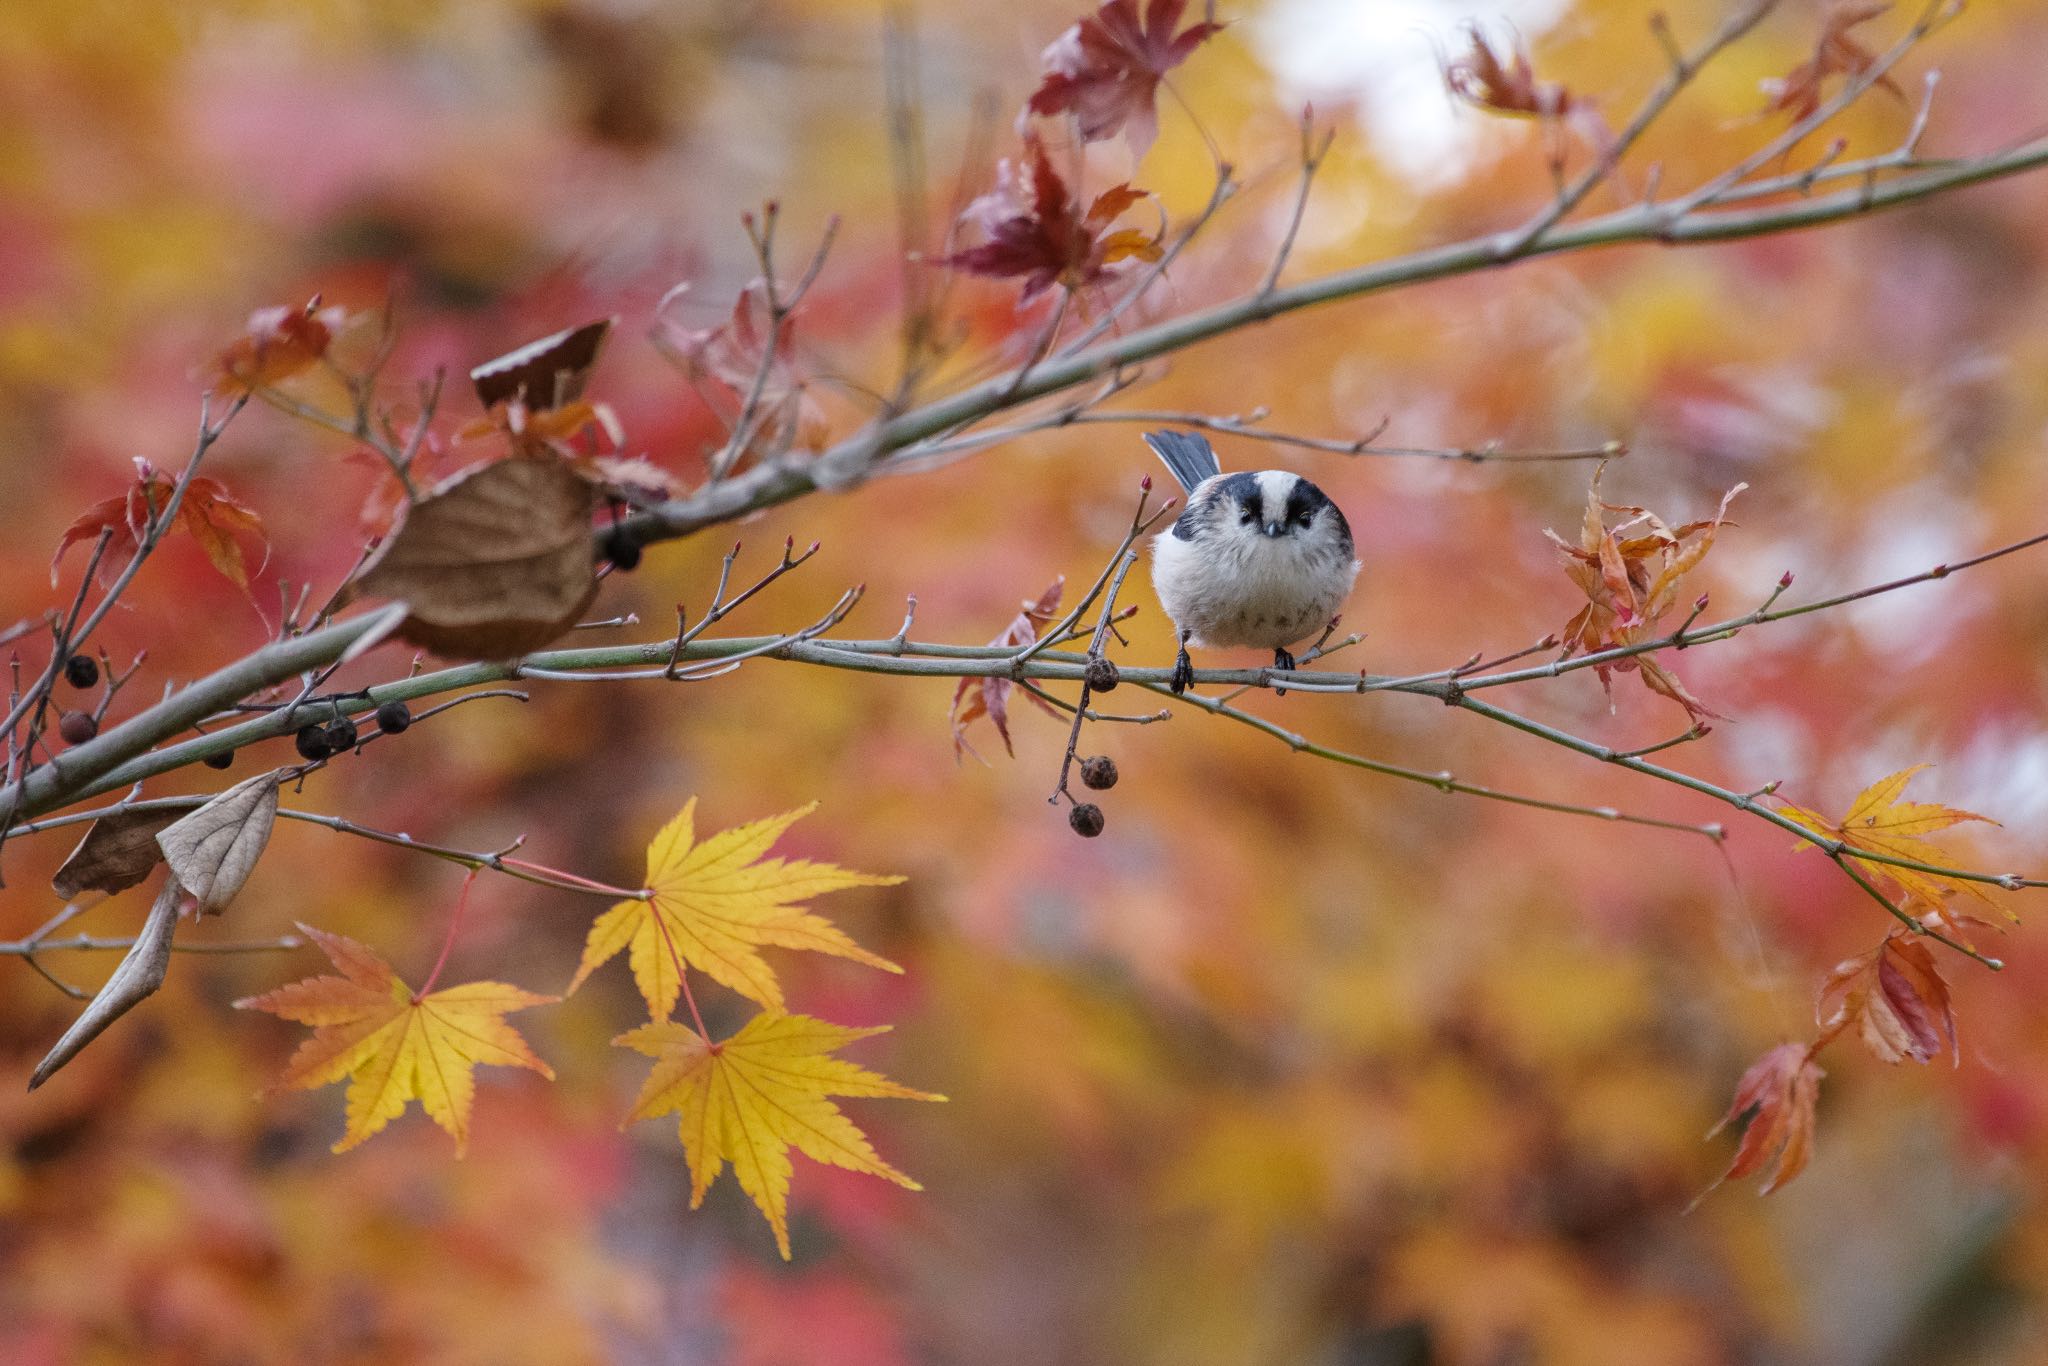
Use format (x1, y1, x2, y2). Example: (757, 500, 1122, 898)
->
(1150, 530, 1357, 649)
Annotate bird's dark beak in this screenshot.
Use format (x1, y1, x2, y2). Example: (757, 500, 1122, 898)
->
(1263, 521, 1285, 538)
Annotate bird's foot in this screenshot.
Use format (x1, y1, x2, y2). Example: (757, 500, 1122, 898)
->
(1272, 647, 1296, 696)
(1170, 647, 1194, 695)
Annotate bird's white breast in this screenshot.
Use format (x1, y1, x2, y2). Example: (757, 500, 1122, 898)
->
(1150, 523, 1359, 650)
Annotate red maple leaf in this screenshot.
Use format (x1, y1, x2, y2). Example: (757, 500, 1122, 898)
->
(1024, 0, 1224, 155)
(951, 578, 1066, 761)
(51, 459, 269, 591)
(945, 136, 1160, 303)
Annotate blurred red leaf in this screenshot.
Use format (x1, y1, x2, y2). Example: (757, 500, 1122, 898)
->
(951, 577, 1066, 761)
(1445, 28, 1580, 119)
(213, 297, 345, 395)
(1817, 930, 1959, 1066)
(1024, 0, 1225, 156)
(1709, 1042, 1823, 1195)
(946, 137, 1161, 303)
(1761, 4, 1903, 120)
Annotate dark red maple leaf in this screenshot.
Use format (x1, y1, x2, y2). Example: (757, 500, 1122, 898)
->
(1024, 0, 1225, 155)
(945, 136, 1160, 303)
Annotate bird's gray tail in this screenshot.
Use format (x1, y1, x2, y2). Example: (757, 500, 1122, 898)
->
(1143, 430, 1220, 494)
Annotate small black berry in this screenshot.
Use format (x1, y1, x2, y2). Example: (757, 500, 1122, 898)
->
(57, 710, 98, 745)
(323, 717, 360, 752)
(204, 750, 235, 770)
(63, 655, 99, 690)
(1084, 657, 1120, 692)
(1068, 803, 1105, 838)
(1080, 755, 1119, 790)
(374, 700, 413, 734)
(603, 529, 642, 572)
(294, 724, 335, 762)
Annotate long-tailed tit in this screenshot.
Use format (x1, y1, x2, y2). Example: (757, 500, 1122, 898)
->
(1145, 430, 1360, 695)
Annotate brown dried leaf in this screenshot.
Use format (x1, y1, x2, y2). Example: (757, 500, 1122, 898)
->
(350, 457, 600, 659)
(156, 770, 283, 916)
(470, 319, 613, 412)
(51, 808, 180, 900)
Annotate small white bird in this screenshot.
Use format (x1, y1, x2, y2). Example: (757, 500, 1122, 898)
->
(1145, 430, 1360, 694)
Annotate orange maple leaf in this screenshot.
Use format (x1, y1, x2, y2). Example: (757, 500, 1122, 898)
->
(1817, 929, 1958, 1066)
(1776, 765, 2005, 915)
(614, 1012, 943, 1259)
(235, 924, 557, 1155)
(1545, 464, 1744, 722)
(1706, 1041, 1824, 1195)
(568, 800, 903, 1015)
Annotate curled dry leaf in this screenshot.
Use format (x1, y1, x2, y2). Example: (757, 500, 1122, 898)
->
(51, 462, 270, 592)
(1706, 1041, 1824, 1196)
(615, 1012, 943, 1259)
(1545, 463, 1743, 722)
(1818, 930, 1959, 1066)
(950, 577, 1066, 761)
(51, 807, 180, 900)
(347, 456, 600, 659)
(945, 138, 1162, 304)
(29, 878, 183, 1090)
(1024, 0, 1225, 156)
(156, 769, 283, 916)
(1761, 3, 1904, 121)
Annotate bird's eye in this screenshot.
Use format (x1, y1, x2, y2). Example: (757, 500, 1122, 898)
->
(1295, 510, 1314, 527)
(1239, 506, 1258, 525)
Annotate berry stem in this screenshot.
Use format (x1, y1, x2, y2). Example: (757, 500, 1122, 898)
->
(416, 867, 479, 1000)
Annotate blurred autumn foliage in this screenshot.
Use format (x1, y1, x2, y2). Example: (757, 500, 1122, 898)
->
(5, 0, 2048, 1363)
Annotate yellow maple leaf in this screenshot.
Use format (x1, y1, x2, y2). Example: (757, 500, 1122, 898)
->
(1778, 765, 2005, 915)
(569, 799, 904, 1014)
(235, 923, 557, 1155)
(614, 1011, 943, 1259)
